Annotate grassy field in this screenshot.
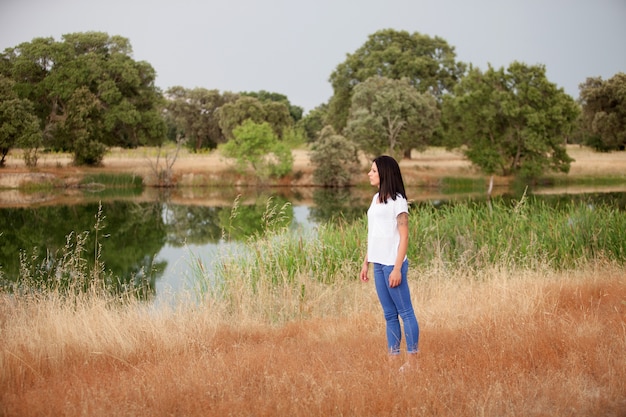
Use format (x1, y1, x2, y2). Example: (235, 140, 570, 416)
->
(1, 146, 625, 416)
(1, 262, 624, 416)
(2, 198, 626, 416)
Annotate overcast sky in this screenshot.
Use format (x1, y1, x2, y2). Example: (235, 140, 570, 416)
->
(1, 0, 625, 112)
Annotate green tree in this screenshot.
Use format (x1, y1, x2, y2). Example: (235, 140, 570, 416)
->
(242, 90, 304, 122)
(297, 104, 328, 143)
(221, 120, 293, 179)
(344, 76, 440, 158)
(218, 96, 293, 141)
(263, 100, 295, 139)
(58, 86, 107, 165)
(219, 96, 262, 139)
(578, 72, 626, 151)
(310, 126, 361, 187)
(0, 76, 42, 167)
(0, 32, 165, 165)
(327, 28, 466, 131)
(164, 87, 236, 151)
(442, 62, 579, 179)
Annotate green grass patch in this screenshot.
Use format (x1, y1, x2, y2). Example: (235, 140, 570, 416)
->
(541, 175, 626, 187)
(411, 195, 626, 270)
(17, 180, 58, 192)
(80, 173, 143, 189)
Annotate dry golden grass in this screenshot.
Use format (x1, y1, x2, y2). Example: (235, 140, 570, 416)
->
(2, 145, 625, 209)
(1, 262, 625, 416)
(2, 144, 625, 186)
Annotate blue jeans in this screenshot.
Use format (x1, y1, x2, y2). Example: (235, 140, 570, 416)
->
(373, 259, 419, 355)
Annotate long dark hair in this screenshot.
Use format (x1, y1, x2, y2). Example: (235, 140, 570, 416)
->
(373, 155, 407, 203)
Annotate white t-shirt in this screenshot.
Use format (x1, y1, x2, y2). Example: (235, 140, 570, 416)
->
(366, 192, 408, 266)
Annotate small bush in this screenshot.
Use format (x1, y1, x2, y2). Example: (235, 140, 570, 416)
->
(73, 137, 107, 166)
(221, 120, 293, 180)
(310, 126, 361, 187)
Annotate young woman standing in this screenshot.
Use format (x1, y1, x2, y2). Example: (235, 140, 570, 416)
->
(359, 155, 420, 369)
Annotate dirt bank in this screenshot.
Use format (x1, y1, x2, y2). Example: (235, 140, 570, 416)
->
(0, 147, 479, 188)
(1, 145, 624, 191)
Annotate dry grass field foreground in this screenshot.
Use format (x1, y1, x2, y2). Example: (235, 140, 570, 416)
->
(1, 263, 625, 416)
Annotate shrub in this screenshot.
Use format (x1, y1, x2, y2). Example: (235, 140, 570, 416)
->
(221, 120, 293, 180)
(310, 126, 361, 187)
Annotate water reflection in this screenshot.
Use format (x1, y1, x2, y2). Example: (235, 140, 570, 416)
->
(0, 201, 167, 297)
(1, 186, 625, 304)
(0, 193, 309, 301)
(310, 188, 371, 224)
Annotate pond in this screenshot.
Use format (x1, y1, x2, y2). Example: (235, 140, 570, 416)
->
(1, 184, 626, 306)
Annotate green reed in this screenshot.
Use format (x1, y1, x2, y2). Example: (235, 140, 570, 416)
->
(205, 195, 626, 296)
(210, 218, 365, 291)
(18, 180, 58, 192)
(80, 173, 143, 189)
(412, 195, 626, 270)
(543, 174, 626, 187)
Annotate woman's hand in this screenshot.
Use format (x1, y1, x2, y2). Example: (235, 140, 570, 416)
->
(360, 262, 369, 282)
(389, 268, 401, 287)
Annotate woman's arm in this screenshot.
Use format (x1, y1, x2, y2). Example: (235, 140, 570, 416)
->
(389, 212, 409, 287)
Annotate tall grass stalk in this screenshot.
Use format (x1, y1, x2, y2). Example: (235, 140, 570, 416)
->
(193, 202, 366, 322)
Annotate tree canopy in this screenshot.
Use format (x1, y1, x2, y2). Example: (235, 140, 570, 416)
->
(442, 62, 579, 179)
(218, 96, 293, 141)
(0, 32, 165, 165)
(327, 28, 466, 131)
(164, 87, 236, 151)
(344, 76, 440, 158)
(297, 103, 328, 143)
(0, 75, 42, 166)
(241, 90, 304, 122)
(578, 72, 626, 151)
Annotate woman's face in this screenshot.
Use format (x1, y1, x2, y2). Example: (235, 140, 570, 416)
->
(368, 162, 380, 188)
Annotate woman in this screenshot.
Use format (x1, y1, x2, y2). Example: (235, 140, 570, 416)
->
(359, 155, 419, 368)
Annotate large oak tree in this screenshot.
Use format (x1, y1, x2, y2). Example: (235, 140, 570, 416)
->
(578, 72, 626, 151)
(217, 96, 293, 141)
(344, 76, 440, 158)
(442, 62, 579, 179)
(0, 32, 165, 165)
(0, 76, 42, 166)
(241, 90, 304, 123)
(327, 28, 465, 132)
(164, 87, 236, 151)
